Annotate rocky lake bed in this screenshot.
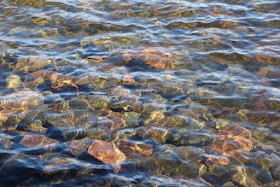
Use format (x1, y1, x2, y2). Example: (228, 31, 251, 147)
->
(0, 0, 279, 186)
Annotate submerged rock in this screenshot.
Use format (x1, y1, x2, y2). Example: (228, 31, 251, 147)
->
(123, 75, 136, 85)
(108, 86, 142, 112)
(88, 140, 126, 173)
(28, 70, 78, 90)
(0, 90, 44, 129)
(50, 73, 78, 90)
(20, 133, 59, 148)
(272, 165, 280, 180)
(166, 144, 204, 163)
(69, 140, 88, 157)
(168, 128, 215, 146)
(0, 133, 13, 149)
(15, 56, 51, 73)
(80, 94, 110, 109)
(205, 125, 257, 167)
(137, 145, 199, 177)
(136, 127, 168, 144)
(96, 109, 126, 130)
(6, 74, 22, 89)
(122, 47, 177, 70)
(23, 120, 47, 134)
(1, 90, 44, 112)
(145, 115, 188, 127)
(117, 139, 153, 158)
(45, 110, 97, 129)
(231, 166, 261, 187)
(257, 170, 274, 184)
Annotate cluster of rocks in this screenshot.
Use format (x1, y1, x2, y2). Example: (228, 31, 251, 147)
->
(0, 0, 279, 186)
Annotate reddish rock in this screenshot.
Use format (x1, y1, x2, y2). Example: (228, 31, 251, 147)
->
(123, 75, 136, 84)
(69, 140, 88, 157)
(205, 126, 257, 166)
(122, 47, 176, 70)
(88, 140, 126, 172)
(20, 133, 59, 148)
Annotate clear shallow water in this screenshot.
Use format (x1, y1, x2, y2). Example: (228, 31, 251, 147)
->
(0, 0, 279, 186)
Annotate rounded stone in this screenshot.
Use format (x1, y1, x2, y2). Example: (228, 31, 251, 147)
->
(6, 74, 22, 89)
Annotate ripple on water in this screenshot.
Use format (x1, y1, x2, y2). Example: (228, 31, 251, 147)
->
(0, 0, 279, 186)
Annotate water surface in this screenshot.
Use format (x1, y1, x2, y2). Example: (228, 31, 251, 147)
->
(0, 0, 279, 186)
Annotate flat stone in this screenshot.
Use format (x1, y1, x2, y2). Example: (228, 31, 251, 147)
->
(146, 116, 188, 127)
(1, 90, 44, 112)
(88, 140, 126, 173)
(20, 133, 59, 148)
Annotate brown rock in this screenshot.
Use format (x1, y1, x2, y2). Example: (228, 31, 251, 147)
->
(1, 90, 44, 112)
(122, 47, 176, 70)
(69, 140, 88, 157)
(15, 56, 51, 73)
(96, 109, 126, 130)
(87, 55, 108, 63)
(117, 139, 153, 158)
(97, 62, 116, 71)
(205, 126, 257, 166)
(0, 111, 9, 122)
(123, 75, 136, 84)
(20, 133, 59, 148)
(255, 52, 275, 64)
(108, 86, 142, 112)
(88, 140, 126, 172)
(136, 127, 168, 144)
(29, 70, 78, 89)
(50, 73, 78, 89)
(29, 69, 56, 80)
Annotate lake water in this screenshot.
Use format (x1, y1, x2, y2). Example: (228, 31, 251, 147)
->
(0, 0, 279, 186)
